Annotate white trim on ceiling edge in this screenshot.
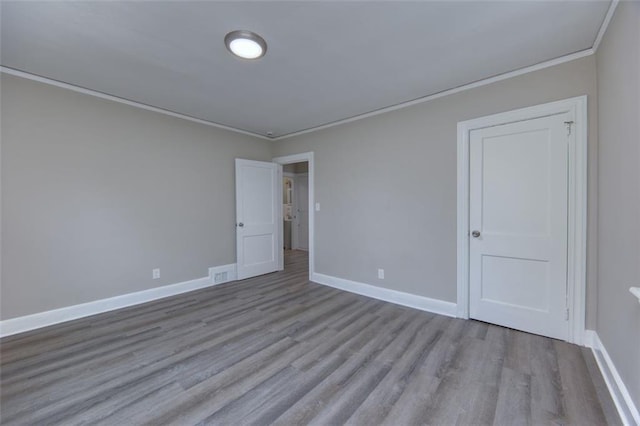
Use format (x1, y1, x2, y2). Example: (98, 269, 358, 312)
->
(0, 263, 237, 338)
(311, 272, 457, 318)
(273, 48, 594, 140)
(1, 25, 612, 144)
(0, 66, 271, 141)
(593, 0, 619, 52)
(272, 0, 618, 140)
(584, 330, 640, 426)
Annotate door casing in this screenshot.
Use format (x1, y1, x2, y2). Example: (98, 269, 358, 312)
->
(456, 96, 588, 345)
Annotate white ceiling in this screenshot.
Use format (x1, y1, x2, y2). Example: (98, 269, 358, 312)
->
(1, 1, 611, 139)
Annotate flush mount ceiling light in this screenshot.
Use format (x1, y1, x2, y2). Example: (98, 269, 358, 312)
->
(224, 30, 267, 60)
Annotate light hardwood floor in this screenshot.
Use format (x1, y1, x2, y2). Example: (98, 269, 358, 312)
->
(0, 250, 619, 425)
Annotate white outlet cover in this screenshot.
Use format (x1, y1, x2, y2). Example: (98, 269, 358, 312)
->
(315, 202, 320, 211)
(152, 268, 160, 279)
(378, 269, 384, 279)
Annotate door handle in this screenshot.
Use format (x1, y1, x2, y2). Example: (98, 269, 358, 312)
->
(237, 222, 244, 227)
(471, 230, 481, 238)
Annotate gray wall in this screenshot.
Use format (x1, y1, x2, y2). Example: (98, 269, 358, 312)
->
(596, 1, 640, 407)
(1, 74, 270, 320)
(273, 56, 599, 327)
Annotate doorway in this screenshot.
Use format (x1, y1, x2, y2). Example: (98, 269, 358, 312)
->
(457, 97, 587, 344)
(273, 152, 315, 279)
(283, 164, 309, 252)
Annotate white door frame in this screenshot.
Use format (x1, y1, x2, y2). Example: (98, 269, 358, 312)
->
(456, 96, 588, 345)
(272, 152, 315, 280)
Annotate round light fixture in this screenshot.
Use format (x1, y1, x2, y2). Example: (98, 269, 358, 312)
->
(224, 30, 267, 60)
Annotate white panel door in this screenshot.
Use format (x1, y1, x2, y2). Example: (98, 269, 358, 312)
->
(236, 159, 280, 280)
(295, 175, 309, 250)
(469, 114, 569, 340)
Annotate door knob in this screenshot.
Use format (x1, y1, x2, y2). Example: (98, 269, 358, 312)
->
(471, 230, 481, 238)
(237, 222, 244, 227)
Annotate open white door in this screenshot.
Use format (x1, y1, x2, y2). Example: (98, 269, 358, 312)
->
(236, 159, 280, 280)
(469, 114, 570, 340)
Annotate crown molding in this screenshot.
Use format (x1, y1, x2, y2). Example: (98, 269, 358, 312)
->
(273, 0, 617, 141)
(592, 0, 619, 52)
(0, 66, 271, 141)
(3, 39, 603, 143)
(272, 48, 594, 140)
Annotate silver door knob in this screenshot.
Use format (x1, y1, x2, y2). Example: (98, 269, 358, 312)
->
(237, 222, 244, 227)
(471, 230, 481, 238)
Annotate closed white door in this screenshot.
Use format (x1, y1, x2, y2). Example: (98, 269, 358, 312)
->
(469, 114, 570, 340)
(295, 174, 309, 250)
(235, 159, 280, 280)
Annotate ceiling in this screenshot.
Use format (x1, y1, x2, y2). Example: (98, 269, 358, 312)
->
(1, 1, 611, 139)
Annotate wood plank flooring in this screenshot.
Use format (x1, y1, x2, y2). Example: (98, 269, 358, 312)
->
(0, 251, 619, 425)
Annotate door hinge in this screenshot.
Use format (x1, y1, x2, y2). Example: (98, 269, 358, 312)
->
(564, 121, 574, 137)
(565, 307, 570, 321)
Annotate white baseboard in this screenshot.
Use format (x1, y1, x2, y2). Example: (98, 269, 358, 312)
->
(583, 329, 596, 348)
(311, 272, 457, 318)
(585, 329, 640, 425)
(0, 263, 238, 338)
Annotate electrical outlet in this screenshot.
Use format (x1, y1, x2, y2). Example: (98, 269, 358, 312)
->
(214, 272, 228, 283)
(378, 268, 384, 279)
(315, 202, 320, 211)
(152, 268, 160, 279)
